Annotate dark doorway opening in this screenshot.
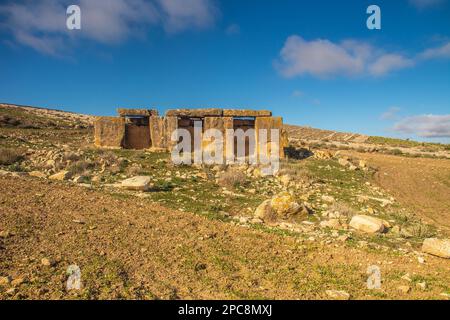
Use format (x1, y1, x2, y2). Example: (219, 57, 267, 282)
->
(124, 116, 151, 149)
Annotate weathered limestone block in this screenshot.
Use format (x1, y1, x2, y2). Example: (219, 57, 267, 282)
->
(165, 116, 178, 149)
(255, 116, 284, 159)
(223, 109, 272, 117)
(203, 117, 233, 159)
(149, 116, 166, 149)
(94, 116, 125, 148)
(166, 109, 223, 117)
(117, 109, 158, 117)
(121, 176, 152, 191)
(349, 215, 385, 234)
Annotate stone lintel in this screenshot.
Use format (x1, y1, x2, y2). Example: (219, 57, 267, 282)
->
(165, 109, 223, 117)
(117, 108, 158, 117)
(223, 109, 272, 117)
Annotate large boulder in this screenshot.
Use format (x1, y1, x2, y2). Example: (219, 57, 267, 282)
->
(254, 200, 274, 221)
(121, 176, 152, 191)
(270, 192, 301, 218)
(422, 238, 450, 259)
(349, 215, 385, 234)
(254, 192, 309, 223)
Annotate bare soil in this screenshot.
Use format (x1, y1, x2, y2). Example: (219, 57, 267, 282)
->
(346, 151, 450, 232)
(1, 175, 449, 300)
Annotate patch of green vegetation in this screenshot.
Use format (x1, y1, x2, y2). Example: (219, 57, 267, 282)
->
(368, 136, 448, 151)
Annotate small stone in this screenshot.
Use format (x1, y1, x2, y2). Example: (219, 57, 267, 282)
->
(349, 215, 385, 234)
(416, 282, 427, 290)
(0, 276, 11, 286)
(401, 273, 412, 282)
(0, 231, 10, 238)
(73, 175, 88, 184)
(6, 288, 15, 295)
(338, 158, 350, 167)
(279, 174, 292, 186)
(29, 171, 47, 179)
(41, 258, 53, 267)
(417, 256, 425, 264)
(397, 285, 411, 294)
(11, 277, 25, 287)
(321, 195, 335, 203)
(320, 219, 341, 229)
(121, 176, 152, 191)
(338, 235, 350, 242)
(325, 290, 350, 300)
(49, 170, 71, 181)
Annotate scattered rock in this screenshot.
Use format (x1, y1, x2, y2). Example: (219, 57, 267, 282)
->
(279, 174, 292, 186)
(41, 258, 53, 267)
(270, 192, 302, 218)
(0, 276, 11, 286)
(349, 215, 385, 234)
(422, 238, 450, 259)
(325, 290, 350, 300)
(320, 219, 341, 229)
(73, 175, 89, 184)
(121, 176, 152, 191)
(338, 158, 350, 167)
(397, 285, 411, 294)
(11, 277, 25, 287)
(416, 282, 427, 291)
(29, 171, 47, 179)
(49, 170, 71, 181)
(0, 231, 10, 238)
(321, 195, 335, 203)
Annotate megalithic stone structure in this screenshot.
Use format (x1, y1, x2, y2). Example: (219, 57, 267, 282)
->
(94, 108, 288, 160)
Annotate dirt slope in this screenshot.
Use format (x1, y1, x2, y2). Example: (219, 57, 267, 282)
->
(1, 175, 449, 300)
(346, 151, 450, 232)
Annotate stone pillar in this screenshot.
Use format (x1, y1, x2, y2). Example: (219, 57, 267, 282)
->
(165, 116, 178, 150)
(149, 116, 166, 149)
(255, 116, 285, 159)
(203, 116, 233, 162)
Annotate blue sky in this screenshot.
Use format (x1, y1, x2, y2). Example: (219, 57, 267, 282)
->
(1, 0, 449, 142)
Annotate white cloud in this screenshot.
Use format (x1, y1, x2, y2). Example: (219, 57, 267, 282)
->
(225, 23, 240, 36)
(0, 0, 218, 56)
(291, 90, 303, 97)
(275, 35, 414, 78)
(276, 35, 450, 79)
(368, 54, 415, 76)
(275, 36, 365, 78)
(380, 107, 401, 120)
(157, 0, 218, 33)
(409, 0, 445, 9)
(418, 41, 450, 60)
(393, 114, 450, 138)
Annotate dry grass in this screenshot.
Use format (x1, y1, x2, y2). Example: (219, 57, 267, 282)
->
(0, 148, 24, 165)
(217, 169, 247, 189)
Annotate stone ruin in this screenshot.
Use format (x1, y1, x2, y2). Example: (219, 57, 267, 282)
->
(94, 108, 288, 159)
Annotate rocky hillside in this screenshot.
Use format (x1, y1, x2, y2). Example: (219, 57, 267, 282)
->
(1, 103, 449, 300)
(0, 103, 93, 129)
